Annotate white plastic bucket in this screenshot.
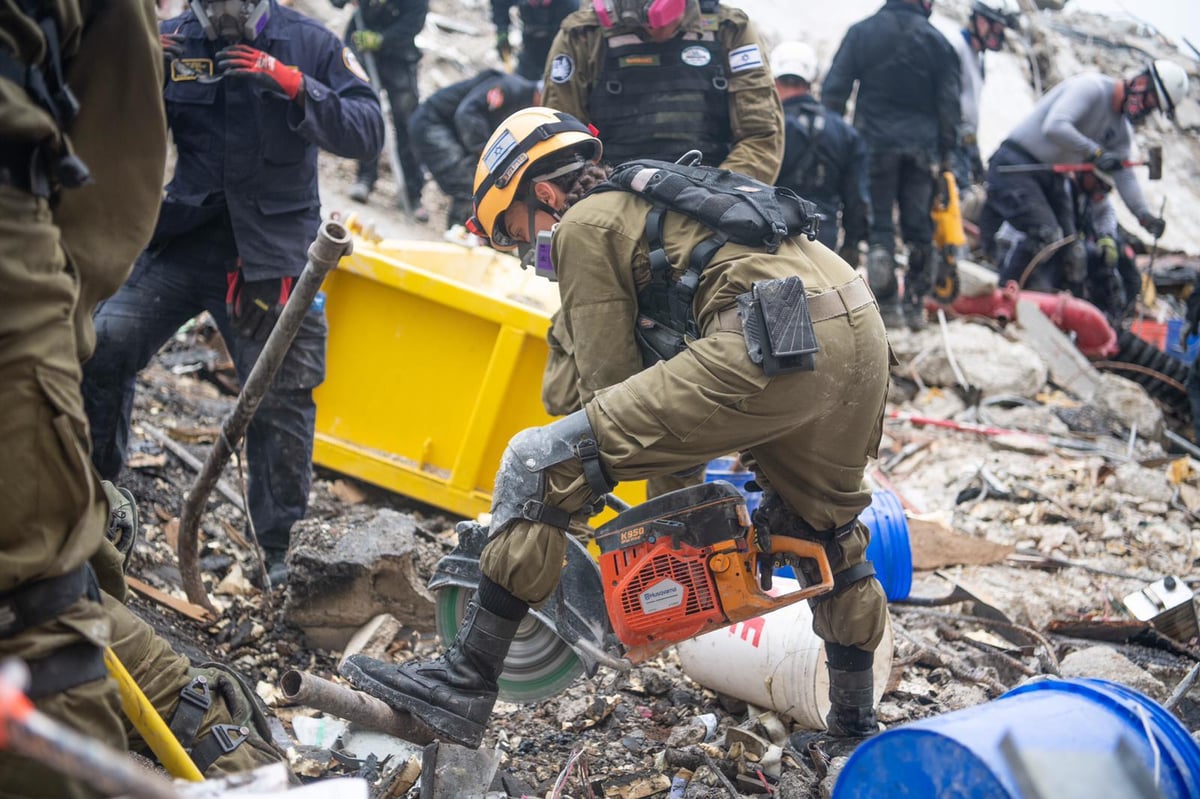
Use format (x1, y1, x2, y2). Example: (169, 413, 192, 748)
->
(675, 578, 894, 729)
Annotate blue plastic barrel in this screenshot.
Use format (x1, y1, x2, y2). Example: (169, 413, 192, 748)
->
(832, 677, 1200, 799)
(861, 489, 912, 601)
(704, 457, 762, 516)
(1166, 319, 1200, 364)
(753, 484, 912, 601)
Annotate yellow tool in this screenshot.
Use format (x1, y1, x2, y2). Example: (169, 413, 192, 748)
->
(105, 647, 204, 782)
(930, 170, 966, 303)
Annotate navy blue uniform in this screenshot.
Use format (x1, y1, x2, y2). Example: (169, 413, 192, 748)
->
(822, 0, 960, 314)
(409, 69, 539, 227)
(778, 94, 870, 251)
(83, 2, 383, 560)
(347, 0, 429, 204)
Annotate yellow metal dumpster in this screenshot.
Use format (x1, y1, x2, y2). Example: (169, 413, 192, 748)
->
(313, 226, 645, 520)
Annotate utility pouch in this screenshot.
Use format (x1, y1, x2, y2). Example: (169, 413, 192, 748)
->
(634, 315, 687, 367)
(736, 276, 818, 375)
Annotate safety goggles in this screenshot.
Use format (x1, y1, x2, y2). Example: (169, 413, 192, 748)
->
(467, 215, 518, 251)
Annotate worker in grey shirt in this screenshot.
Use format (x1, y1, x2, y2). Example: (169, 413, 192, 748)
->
(978, 61, 1187, 289)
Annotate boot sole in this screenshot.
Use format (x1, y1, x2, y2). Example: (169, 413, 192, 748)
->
(339, 659, 485, 749)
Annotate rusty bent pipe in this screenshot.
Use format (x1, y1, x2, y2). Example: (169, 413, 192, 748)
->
(177, 221, 353, 613)
(995, 143, 1164, 181)
(279, 670, 435, 745)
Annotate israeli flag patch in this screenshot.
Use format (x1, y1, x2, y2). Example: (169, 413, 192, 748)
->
(484, 130, 518, 174)
(728, 44, 764, 73)
(550, 53, 574, 84)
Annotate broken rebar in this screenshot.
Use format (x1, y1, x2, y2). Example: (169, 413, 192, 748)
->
(177, 221, 352, 612)
(279, 670, 435, 745)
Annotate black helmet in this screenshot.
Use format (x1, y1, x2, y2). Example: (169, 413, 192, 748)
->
(971, 0, 1020, 31)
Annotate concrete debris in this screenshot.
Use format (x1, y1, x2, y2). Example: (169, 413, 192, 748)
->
(1093, 372, 1165, 441)
(285, 508, 436, 649)
(1059, 646, 1168, 701)
(902, 321, 1049, 398)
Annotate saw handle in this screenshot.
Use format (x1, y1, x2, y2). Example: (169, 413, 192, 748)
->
(765, 536, 834, 599)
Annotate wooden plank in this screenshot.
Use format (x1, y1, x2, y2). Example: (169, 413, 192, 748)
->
(126, 575, 214, 624)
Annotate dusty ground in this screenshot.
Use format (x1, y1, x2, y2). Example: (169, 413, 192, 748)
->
(119, 312, 1200, 798)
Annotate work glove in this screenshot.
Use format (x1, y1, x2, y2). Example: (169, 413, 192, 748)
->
(496, 30, 513, 63)
(1137, 211, 1166, 239)
(1062, 239, 1088, 285)
(1087, 148, 1124, 173)
(837, 243, 861, 267)
(351, 28, 383, 53)
(1097, 235, 1119, 270)
(216, 44, 304, 100)
(102, 481, 139, 573)
(225, 268, 295, 342)
(160, 33, 183, 71)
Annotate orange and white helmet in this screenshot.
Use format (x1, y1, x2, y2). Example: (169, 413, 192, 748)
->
(470, 107, 602, 250)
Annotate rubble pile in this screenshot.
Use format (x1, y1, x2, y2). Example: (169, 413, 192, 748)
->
(116, 307, 1200, 797)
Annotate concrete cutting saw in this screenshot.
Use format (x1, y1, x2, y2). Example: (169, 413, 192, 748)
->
(431, 481, 833, 702)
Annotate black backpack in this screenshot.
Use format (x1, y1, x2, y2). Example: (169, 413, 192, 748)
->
(590, 154, 820, 343)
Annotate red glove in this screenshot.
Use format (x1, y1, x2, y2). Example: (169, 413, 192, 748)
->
(226, 267, 295, 341)
(216, 44, 303, 100)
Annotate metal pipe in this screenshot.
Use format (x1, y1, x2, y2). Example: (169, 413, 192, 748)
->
(178, 221, 353, 611)
(279, 670, 434, 744)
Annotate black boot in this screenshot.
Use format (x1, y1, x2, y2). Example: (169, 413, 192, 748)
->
(904, 242, 931, 331)
(825, 644, 880, 738)
(341, 598, 523, 748)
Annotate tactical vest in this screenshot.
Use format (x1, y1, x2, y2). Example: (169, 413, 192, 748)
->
(0, 0, 90, 195)
(587, 31, 732, 166)
(591, 156, 819, 340)
(780, 106, 834, 201)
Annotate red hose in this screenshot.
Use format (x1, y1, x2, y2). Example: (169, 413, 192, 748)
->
(941, 280, 1118, 358)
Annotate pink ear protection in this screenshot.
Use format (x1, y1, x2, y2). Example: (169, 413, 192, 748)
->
(593, 0, 686, 29)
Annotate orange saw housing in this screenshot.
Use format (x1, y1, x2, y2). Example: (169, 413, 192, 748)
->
(593, 482, 833, 664)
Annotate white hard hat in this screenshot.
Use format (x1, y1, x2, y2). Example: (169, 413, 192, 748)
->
(770, 41, 819, 85)
(1150, 59, 1189, 119)
(972, 0, 1020, 28)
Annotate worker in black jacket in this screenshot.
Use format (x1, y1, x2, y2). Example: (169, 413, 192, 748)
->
(772, 41, 870, 265)
(822, 0, 960, 330)
(340, 0, 430, 216)
(493, 0, 579, 80)
(409, 69, 541, 229)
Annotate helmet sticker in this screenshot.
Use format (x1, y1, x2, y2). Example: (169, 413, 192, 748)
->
(487, 87, 506, 110)
(342, 47, 370, 83)
(484, 129, 519, 174)
(550, 53, 575, 84)
(728, 44, 763, 74)
(681, 46, 711, 67)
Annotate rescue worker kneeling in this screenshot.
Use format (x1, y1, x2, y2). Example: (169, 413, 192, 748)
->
(341, 108, 891, 747)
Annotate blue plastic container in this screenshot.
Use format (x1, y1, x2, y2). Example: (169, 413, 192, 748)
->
(1166, 319, 1200, 364)
(704, 457, 762, 516)
(763, 488, 912, 602)
(832, 677, 1200, 799)
(861, 489, 913, 601)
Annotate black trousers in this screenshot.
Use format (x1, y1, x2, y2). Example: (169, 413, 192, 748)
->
(356, 54, 425, 207)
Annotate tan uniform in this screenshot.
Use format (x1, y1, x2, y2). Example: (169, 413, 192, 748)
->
(482, 190, 891, 653)
(538, 4, 785, 435)
(0, 5, 281, 794)
(540, 4, 784, 182)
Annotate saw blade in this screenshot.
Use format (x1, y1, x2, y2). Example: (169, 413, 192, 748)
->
(435, 585, 584, 703)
